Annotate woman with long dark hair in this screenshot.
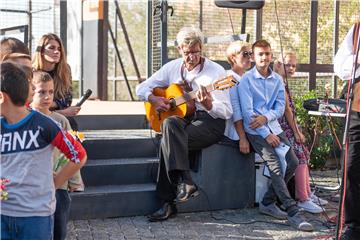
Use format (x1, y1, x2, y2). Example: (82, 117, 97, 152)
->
(33, 33, 80, 128)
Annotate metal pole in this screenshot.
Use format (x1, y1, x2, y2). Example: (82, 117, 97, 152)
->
(114, 0, 141, 82)
(241, 9, 247, 34)
(255, 9, 263, 41)
(114, 6, 117, 100)
(146, 0, 153, 78)
(333, 0, 340, 98)
(108, 20, 135, 101)
(199, 0, 203, 31)
(309, 0, 318, 90)
(28, 0, 32, 52)
(160, 0, 168, 65)
(80, 0, 84, 96)
(60, 1, 67, 52)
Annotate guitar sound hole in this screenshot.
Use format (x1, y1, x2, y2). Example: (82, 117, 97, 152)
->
(169, 98, 176, 109)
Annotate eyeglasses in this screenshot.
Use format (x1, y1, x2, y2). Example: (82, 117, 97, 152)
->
(241, 51, 253, 58)
(182, 51, 201, 57)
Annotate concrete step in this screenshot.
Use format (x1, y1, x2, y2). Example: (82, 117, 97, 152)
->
(69, 184, 159, 220)
(82, 130, 160, 159)
(81, 158, 159, 187)
(73, 101, 147, 130)
(75, 114, 148, 130)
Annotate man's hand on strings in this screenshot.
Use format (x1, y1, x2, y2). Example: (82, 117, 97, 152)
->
(148, 94, 170, 112)
(196, 85, 213, 111)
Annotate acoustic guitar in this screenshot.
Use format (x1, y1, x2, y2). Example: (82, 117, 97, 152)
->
(144, 76, 237, 132)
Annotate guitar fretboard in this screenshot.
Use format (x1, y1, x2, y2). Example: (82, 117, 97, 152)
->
(174, 84, 214, 106)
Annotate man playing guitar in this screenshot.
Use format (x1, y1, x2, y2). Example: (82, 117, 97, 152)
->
(136, 27, 232, 221)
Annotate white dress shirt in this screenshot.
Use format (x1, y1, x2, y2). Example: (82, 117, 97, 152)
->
(136, 58, 232, 120)
(334, 24, 360, 80)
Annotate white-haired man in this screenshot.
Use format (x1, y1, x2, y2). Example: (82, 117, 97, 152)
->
(136, 27, 232, 221)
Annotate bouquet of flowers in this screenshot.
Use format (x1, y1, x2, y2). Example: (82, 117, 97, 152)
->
(1, 178, 10, 201)
(70, 130, 85, 142)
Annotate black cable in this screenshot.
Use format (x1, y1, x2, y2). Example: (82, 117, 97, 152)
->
(227, 9, 235, 35)
(198, 186, 290, 227)
(273, 0, 288, 85)
(326, 116, 341, 186)
(148, 124, 161, 182)
(307, 120, 340, 227)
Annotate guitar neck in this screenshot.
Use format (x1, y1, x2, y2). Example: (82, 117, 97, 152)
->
(174, 84, 214, 106)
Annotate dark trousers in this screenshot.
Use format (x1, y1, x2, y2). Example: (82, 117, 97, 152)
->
(247, 132, 299, 213)
(344, 111, 360, 236)
(54, 189, 71, 240)
(156, 111, 225, 202)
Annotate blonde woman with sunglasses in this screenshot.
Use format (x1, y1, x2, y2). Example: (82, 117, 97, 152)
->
(224, 41, 252, 154)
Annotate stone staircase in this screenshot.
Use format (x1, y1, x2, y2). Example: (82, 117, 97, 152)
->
(69, 115, 161, 220)
(70, 104, 255, 220)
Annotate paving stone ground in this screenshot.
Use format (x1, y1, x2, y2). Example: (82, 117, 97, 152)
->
(68, 170, 341, 240)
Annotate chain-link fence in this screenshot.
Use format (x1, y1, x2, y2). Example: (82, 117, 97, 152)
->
(147, 0, 360, 100)
(1, 0, 60, 55)
(2, 1, 360, 100)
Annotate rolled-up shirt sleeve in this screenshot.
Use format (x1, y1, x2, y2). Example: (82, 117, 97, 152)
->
(136, 66, 169, 101)
(207, 88, 233, 120)
(334, 24, 360, 80)
(206, 70, 233, 120)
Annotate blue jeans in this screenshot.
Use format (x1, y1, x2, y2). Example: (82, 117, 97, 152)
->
(247, 132, 299, 213)
(54, 189, 71, 240)
(1, 214, 54, 240)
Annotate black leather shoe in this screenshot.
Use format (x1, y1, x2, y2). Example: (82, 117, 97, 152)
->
(148, 202, 177, 222)
(175, 183, 199, 203)
(341, 227, 360, 240)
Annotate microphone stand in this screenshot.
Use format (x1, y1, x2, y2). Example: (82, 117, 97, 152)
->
(335, 24, 360, 240)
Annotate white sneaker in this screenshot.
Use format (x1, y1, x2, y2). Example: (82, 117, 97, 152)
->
(310, 192, 328, 206)
(298, 199, 324, 214)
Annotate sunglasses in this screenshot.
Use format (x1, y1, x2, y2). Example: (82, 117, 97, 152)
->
(284, 63, 296, 68)
(241, 51, 253, 58)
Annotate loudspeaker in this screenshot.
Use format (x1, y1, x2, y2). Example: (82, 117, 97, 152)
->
(214, 0, 265, 10)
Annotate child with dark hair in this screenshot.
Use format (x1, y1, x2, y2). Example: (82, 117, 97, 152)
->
(1, 37, 35, 104)
(0, 62, 87, 240)
(0, 37, 30, 59)
(31, 70, 84, 240)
